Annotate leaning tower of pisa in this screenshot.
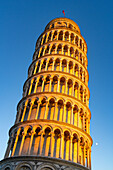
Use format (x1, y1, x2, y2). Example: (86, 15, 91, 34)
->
(0, 17, 93, 170)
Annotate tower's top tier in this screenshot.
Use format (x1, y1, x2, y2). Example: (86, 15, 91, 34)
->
(45, 17, 81, 33)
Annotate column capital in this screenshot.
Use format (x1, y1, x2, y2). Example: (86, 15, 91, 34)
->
(52, 58, 56, 62)
(72, 104, 75, 108)
(30, 100, 35, 106)
(40, 130, 44, 135)
(49, 44, 53, 48)
(36, 76, 40, 81)
(63, 102, 66, 106)
(42, 77, 46, 81)
(58, 76, 60, 80)
(61, 133, 64, 137)
(37, 100, 41, 104)
(50, 77, 53, 80)
(70, 135, 73, 139)
(67, 60, 70, 64)
(40, 60, 44, 64)
(50, 131, 54, 135)
(22, 131, 26, 136)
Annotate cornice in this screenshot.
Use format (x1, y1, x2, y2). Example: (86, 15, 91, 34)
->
(9, 119, 93, 145)
(23, 70, 90, 96)
(17, 91, 91, 119)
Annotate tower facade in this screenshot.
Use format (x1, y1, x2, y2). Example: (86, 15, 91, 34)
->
(0, 18, 92, 170)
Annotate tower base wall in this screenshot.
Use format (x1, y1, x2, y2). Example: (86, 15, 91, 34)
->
(0, 156, 89, 170)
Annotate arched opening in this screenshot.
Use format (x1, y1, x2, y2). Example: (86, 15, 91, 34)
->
(30, 100, 38, 120)
(69, 24, 73, 29)
(72, 133, 78, 162)
(45, 45, 49, 54)
(84, 71, 86, 83)
(24, 100, 31, 121)
(65, 31, 69, 41)
(73, 105, 78, 126)
(38, 98, 46, 119)
(74, 64, 79, 77)
(5, 168, 10, 170)
(54, 58, 60, 71)
(41, 59, 46, 72)
(14, 128, 24, 156)
(67, 79, 73, 95)
(80, 85, 83, 102)
(58, 31, 63, 40)
(75, 36, 79, 46)
(64, 45, 68, 55)
(53, 31, 57, 40)
(9, 131, 17, 156)
(47, 58, 53, 71)
(40, 47, 44, 57)
(59, 77, 65, 93)
(80, 108, 84, 129)
(70, 47, 74, 57)
(53, 129, 61, 158)
(42, 127, 51, 156)
(57, 99, 64, 121)
(74, 82, 79, 98)
(31, 79, 36, 94)
(80, 137, 84, 165)
(31, 127, 41, 155)
(84, 114, 87, 132)
(43, 34, 47, 44)
(43, 76, 50, 92)
(19, 102, 25, 122)
(47, 98, 55, 120)
(70, 33, 74, 43)
(80, 39, 82, 49)
(62, 59, 67, 72)
(80, 53, 82, 63)
(80, 67, 83, 80)
(36, 77, 43, 92)
(85, 141, 89, 167)
(51, 23, 54, 28)
(83, 43, 85, 52)
(84, 89, 86, 104)
(51, 44, 56, 54)
(69, 61, 73, 74)
(20, 165, 31, 170)
(47, 32, 52, 42)
(51, 76, 58, 92)
(66, 102, 72, 123)
(64, 131, 70, 160)
(57, 44, 62, 54)
(36, 62, 40, 73)
(21, 128, 32, 155)
(75, 49, 79, 60)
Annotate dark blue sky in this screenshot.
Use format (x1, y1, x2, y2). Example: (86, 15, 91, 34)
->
(0, 1, 113, 170)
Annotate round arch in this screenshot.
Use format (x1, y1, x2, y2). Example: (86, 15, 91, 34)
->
(38, 163, 57, 170)
(15, 162, 32, 170)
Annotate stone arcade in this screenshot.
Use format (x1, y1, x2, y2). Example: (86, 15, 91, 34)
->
(0, 17, 93, 170)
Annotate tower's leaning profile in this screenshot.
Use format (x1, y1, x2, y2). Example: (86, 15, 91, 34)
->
(0, 17, 93, 170)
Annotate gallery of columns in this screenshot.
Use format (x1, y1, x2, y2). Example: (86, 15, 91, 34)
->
(0, 18, 93, 170)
